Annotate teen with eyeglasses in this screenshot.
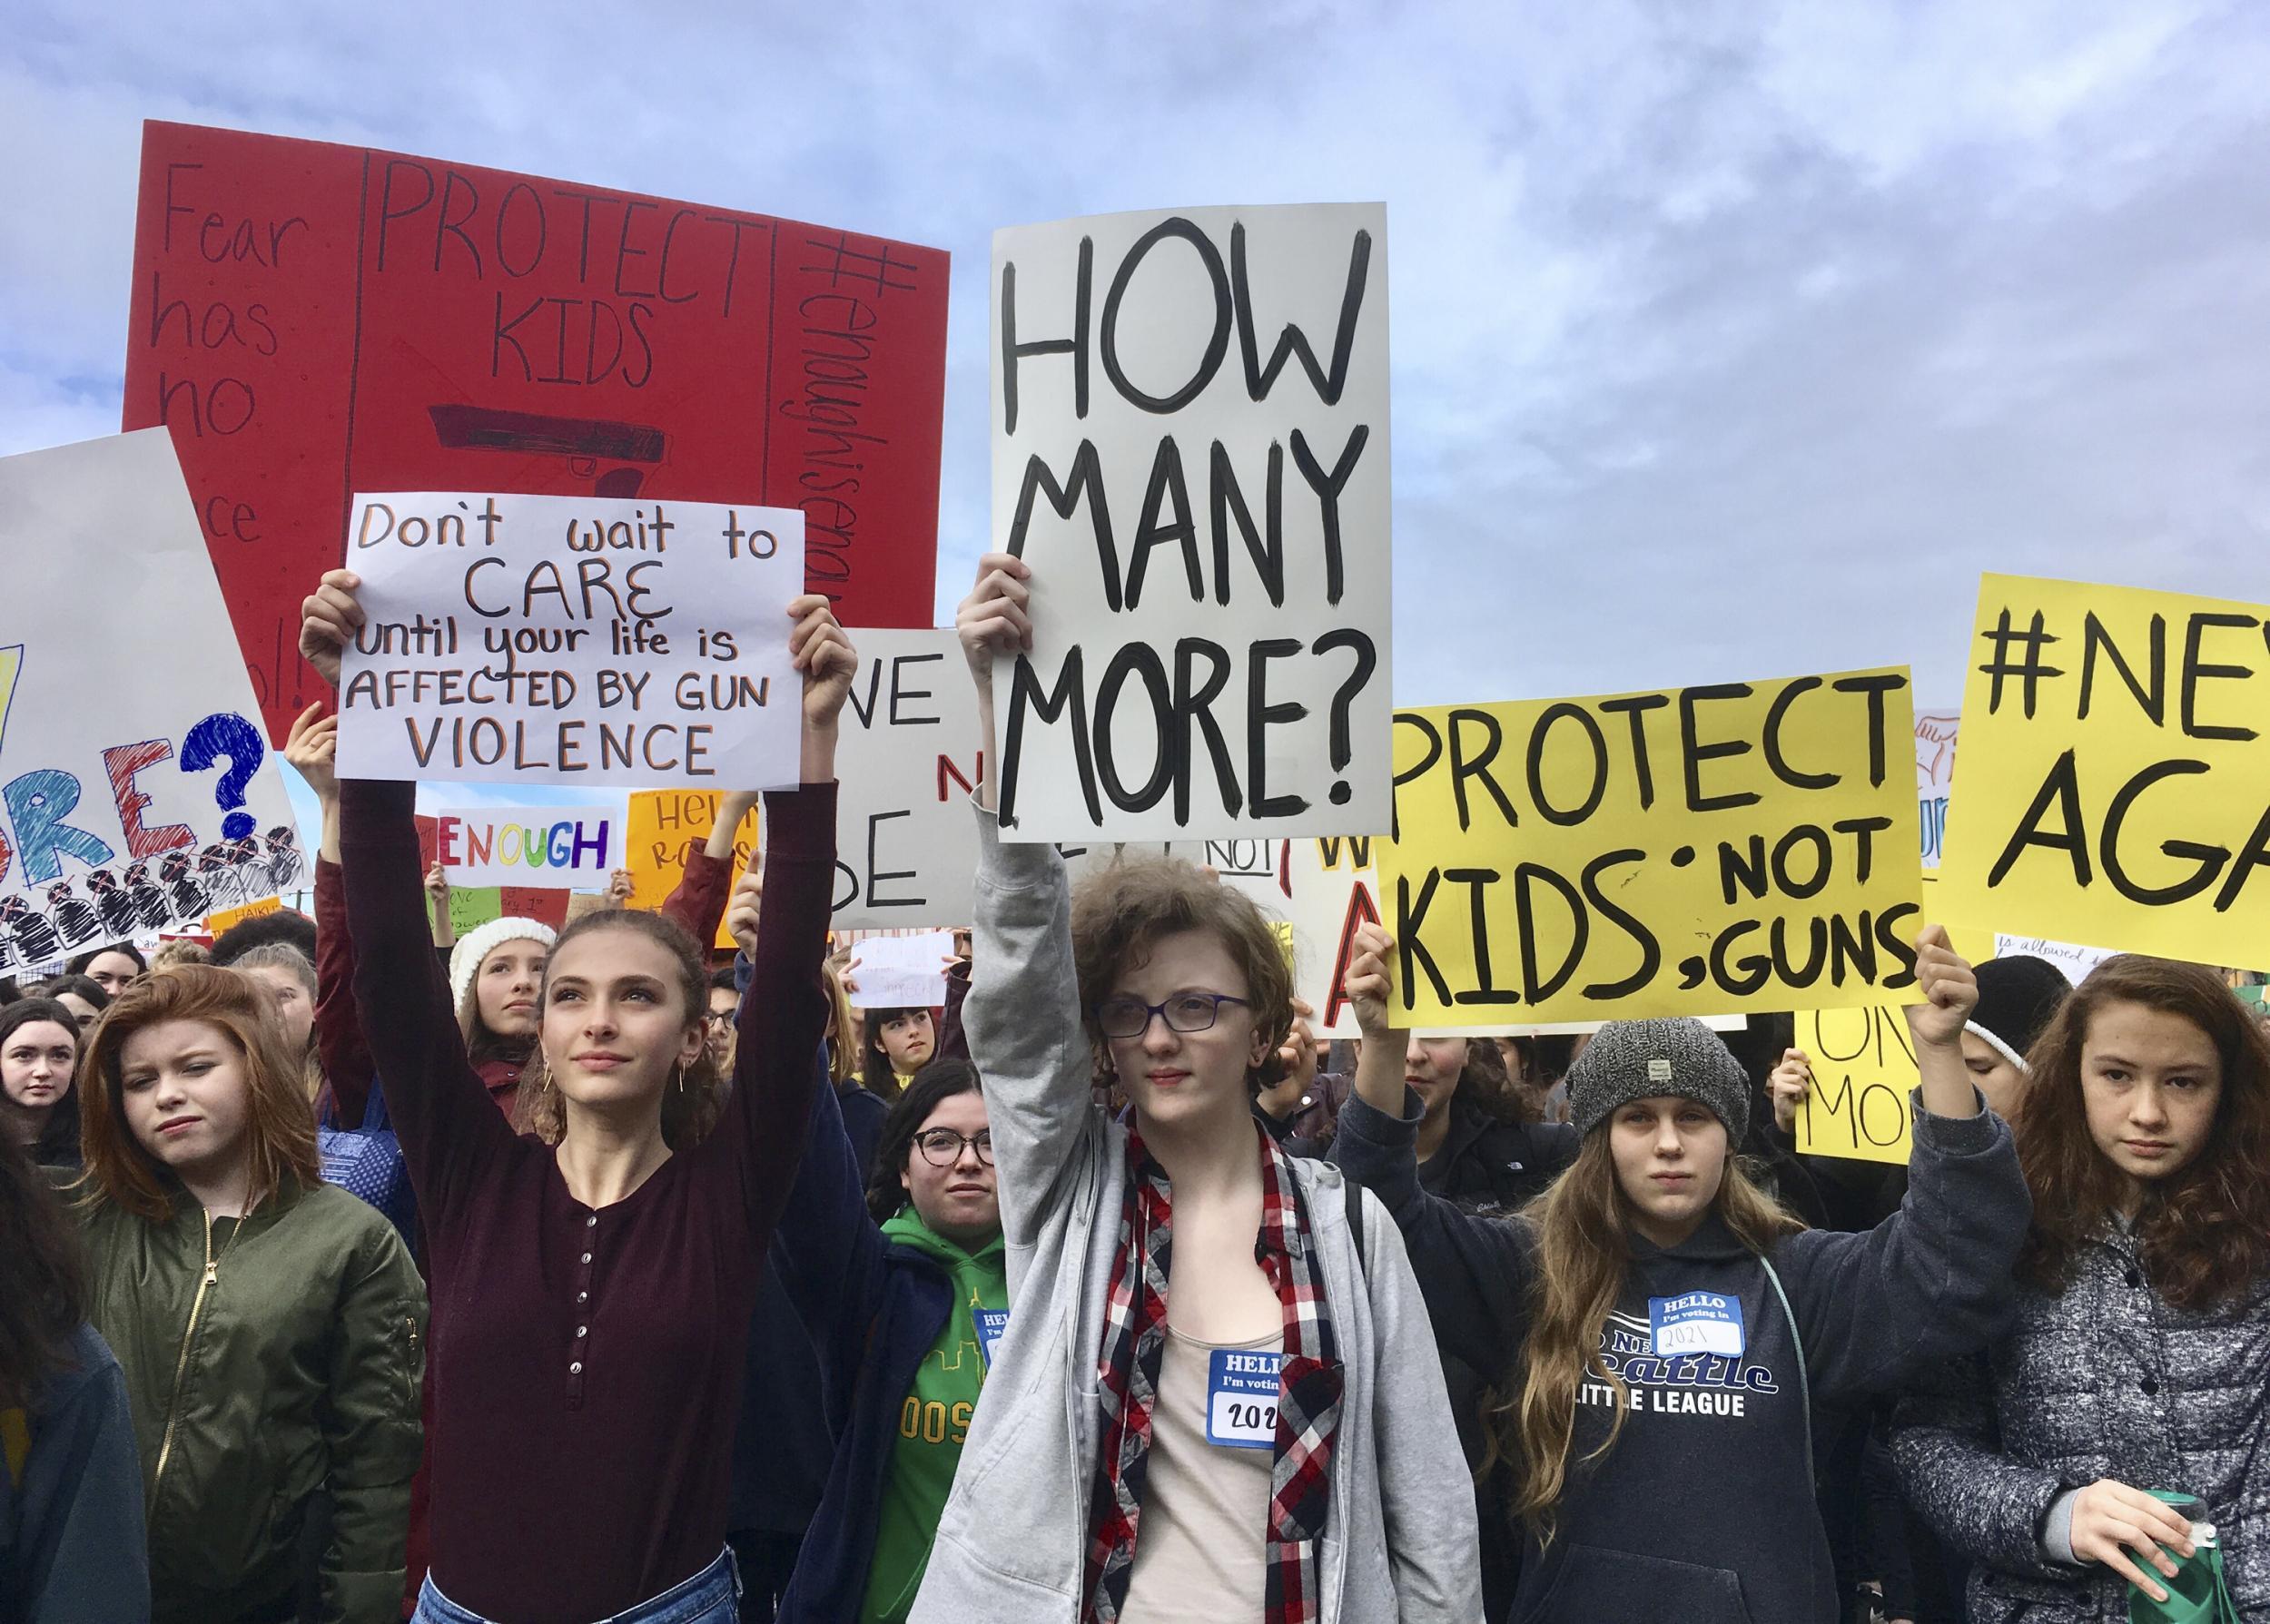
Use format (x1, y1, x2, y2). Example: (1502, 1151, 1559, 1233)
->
(898, 555, 1480, 1624)
(762, 1058, 1006, 1622)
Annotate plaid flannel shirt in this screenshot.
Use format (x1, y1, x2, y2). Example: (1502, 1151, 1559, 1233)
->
(1082, 1122, 1344, 1624)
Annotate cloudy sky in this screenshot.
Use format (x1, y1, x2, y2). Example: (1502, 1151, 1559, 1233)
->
(5, 0, 2266, 723)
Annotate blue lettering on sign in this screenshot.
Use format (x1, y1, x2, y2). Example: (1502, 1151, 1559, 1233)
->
(4, 770, 115, 883)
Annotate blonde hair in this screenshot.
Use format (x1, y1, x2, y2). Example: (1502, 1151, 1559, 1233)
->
(822, 960, 858, 1087)
(1498, 1135, 1800, 1540)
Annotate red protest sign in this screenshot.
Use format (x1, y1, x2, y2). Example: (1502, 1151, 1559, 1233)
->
(123, 121, 951, 745)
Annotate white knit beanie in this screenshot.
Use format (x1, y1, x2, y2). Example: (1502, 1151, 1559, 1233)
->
(449, 917, 558, 1012)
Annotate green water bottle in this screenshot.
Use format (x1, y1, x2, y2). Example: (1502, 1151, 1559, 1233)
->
(2127, 1491, 2239, 1624)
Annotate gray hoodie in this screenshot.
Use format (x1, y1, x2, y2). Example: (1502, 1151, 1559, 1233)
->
(910, 810, 1483, 1624)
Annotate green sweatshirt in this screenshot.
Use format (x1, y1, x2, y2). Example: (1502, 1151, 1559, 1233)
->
(859, 1209, 1009, 1624)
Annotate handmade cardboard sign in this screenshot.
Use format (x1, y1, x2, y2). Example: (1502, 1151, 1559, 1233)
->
(0, 431, 299, 957)
(623, 790, 757, 951)
(1381, 672, 1924, 1027)
(844, 930, 955, 1009)
(830, 628, 985, 927)
(434, 803, 624, 888)
(1917, 711, 1959, 869)
(123, 120, 951, 745)
(429, 884, 571, 939)
(1791, 1003, 1917, 1165)
(335, 491, 804, 789)
(1937, 575, 2269, 968)
(1993, 934, 2117, 989)
(988, 203, 1392, 842)
(205, 894, 283, 938)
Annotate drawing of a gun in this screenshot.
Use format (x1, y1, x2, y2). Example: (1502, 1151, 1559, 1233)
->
(429, 406, 667, 497)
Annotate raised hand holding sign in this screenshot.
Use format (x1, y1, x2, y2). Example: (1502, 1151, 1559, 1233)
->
(331, 493, 805, 790)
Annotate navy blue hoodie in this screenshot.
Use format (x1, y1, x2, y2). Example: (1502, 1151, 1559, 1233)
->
(1333, 1086, 2028, 1624)
(769, 1057, 965, 1624)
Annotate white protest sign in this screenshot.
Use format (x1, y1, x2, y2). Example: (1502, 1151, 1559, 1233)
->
(1994, 934, 2118, 989)
(434, 802, 626, 889)
(337, 493, 804, 790)
(1917, 711, 1958, 869)
(990, 203, 1392, 842)
(844, 930, 955, 1009)
(0, 431, 298, 952)
(831, 629, 983, 928)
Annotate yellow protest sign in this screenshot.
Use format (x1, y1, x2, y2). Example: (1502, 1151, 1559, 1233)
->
(1937, 576, 2270, 967)
(1791, 1004, 1917, 1165)
(1919, 873, 1998, 969)
(1379, 670, 1923, 1027)
(624, 792, 758, 951)
(204, 894, 282, 937)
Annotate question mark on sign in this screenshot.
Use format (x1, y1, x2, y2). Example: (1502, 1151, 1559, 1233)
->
(1313, 629, 1377, 808)
(180, 713, 266, 842)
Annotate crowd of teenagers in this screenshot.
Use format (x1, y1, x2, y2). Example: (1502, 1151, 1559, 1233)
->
(0, 552, 2265, 1624)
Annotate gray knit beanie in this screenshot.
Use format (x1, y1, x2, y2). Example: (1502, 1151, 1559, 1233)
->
(1567, 1018, 1751, 1144)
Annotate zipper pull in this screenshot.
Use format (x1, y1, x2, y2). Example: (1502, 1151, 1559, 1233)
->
(203, 1260, 219, 1286)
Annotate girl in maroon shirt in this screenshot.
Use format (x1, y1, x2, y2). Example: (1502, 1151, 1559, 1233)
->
(300, 569, 855, 1624)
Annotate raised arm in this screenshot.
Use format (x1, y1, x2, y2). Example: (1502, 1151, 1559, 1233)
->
(1328, 922, 1535, 1374)
(301, 570, 518, 1220)
(1774, 928, 2032, 1397)
(766, 1052, 891, 1421)
(657, 790, 755, 947)
(954, 554, 1100, 1255)
(1357, 1186, 1489, 1619)
(716, 596, 853, 1246)
(317, 1223, 427, 1624)
(287, 703, 375, 1128)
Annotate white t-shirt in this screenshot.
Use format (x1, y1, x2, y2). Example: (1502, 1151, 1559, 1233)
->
(1119, 1324, 1281, 1624)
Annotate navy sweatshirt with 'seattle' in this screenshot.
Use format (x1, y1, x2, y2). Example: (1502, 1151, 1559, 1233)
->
(1333, 1087, 2029, 1624)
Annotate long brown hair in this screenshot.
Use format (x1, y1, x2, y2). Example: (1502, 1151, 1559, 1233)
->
(76, 964, 321, 1222)
(0, 1127, 84, 1408)
(512, 909, 724, 1151)
(1453, 1038, 1537, 1126)
(1500, 1132, 1800, 1539)
(2015, 955, 2270, 1312)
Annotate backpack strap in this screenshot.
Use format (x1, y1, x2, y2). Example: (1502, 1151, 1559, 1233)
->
(1344, 1176, 1367, 1280)
(1759, 1255, 1812, 1481)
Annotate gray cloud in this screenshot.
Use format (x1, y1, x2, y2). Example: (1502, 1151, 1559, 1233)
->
(4, 0, 2266, 711)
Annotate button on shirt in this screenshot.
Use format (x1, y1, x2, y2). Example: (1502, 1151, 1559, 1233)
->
(341, 777, 834, 1622)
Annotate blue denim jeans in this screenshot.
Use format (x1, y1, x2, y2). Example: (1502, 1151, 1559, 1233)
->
(414, 1548, 741, 1624)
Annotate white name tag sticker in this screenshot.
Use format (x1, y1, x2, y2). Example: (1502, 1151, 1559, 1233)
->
(1204, 1348, 1284, 1450)
(1650, 1291, 1746, 1357)
(975, 1308, 1011, 1370)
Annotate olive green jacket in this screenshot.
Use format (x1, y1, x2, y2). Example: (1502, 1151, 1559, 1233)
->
(79, 1178, 425, 1624)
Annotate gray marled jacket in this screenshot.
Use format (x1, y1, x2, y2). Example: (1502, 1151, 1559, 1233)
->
(1891, 1223, 2270, 1622)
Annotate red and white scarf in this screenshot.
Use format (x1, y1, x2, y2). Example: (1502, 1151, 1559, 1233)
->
(1083, 1121, 1344, 1624)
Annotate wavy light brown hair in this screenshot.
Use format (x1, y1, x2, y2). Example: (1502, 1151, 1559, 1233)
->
(512, 909, 724, 1151)
(822, 959, 859, 1087)
(76, 964, 321, 1222)
(1070, 855, 1294, 1093)
(1497, 1131, 1800, 1540)
(2015, 954, 2270, 1312)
